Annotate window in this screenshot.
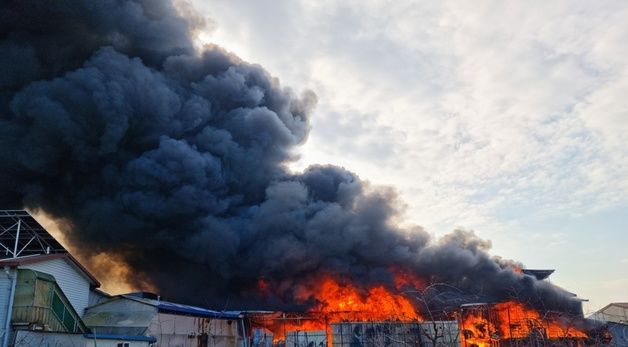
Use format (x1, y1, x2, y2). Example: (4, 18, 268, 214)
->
(116, 343, 129, 347)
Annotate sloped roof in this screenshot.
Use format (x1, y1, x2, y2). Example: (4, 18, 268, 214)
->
(0, 252, 101, 287)
(120, 294, 241, 319)
(83, 297, 155, 334)
(598, 302, 628, 311)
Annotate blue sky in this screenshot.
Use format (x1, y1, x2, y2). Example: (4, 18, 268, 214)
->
(186, 0, 627, 312)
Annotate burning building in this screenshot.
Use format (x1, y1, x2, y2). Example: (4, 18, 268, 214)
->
(0, 1, 618, 346)
(239, 269, 595, 347)
(458, 302, 587, 347)
(0, 0, 593, 317)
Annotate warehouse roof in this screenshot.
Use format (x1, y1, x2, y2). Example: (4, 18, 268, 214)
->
(119, 293, 241, 319)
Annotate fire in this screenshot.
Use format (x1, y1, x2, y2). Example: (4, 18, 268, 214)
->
(459, 301, 587, 347)
(303, 276, 421, 319)
(253, 275, 590, 347)
(259, 275, 423, 345)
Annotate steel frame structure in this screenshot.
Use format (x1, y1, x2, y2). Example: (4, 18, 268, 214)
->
(0, 210, 66, 259)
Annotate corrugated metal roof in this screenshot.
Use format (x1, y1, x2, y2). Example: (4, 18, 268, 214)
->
(120, 294, 241, 319)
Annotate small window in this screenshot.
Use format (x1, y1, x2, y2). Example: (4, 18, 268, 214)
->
(116, 343, 129, 347)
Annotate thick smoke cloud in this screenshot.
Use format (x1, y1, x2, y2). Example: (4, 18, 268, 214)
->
(0, 0, 581, 314)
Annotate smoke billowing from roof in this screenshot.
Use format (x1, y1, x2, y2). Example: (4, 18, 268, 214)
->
(0, 0, 581, 314)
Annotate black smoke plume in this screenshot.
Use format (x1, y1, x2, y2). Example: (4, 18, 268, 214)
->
(0, 0, 582, 314)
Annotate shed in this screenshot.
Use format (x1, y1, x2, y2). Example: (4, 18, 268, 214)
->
(84, 293, 246, 347)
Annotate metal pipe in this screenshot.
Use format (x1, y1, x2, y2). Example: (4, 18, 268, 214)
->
(12, 220, 21, 258)
(2, 267, 17, 347)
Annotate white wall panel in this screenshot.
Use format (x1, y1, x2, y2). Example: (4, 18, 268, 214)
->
(0, 268, 16, 343)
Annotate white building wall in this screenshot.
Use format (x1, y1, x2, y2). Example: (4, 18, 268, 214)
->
(148, 313, 244, 347)
(14, 331, 151, 347)
(0, 268, 16, 344)
(20, 258, 91, 316)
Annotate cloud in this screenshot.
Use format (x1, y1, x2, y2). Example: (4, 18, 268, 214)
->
(193, 0, 628, 309)
(195, 0, 628, 230)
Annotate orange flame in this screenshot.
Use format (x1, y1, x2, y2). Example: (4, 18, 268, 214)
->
(301, 276, 422, 319)
(258, 274, 424, 345)
(459, 301, 587, 347)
